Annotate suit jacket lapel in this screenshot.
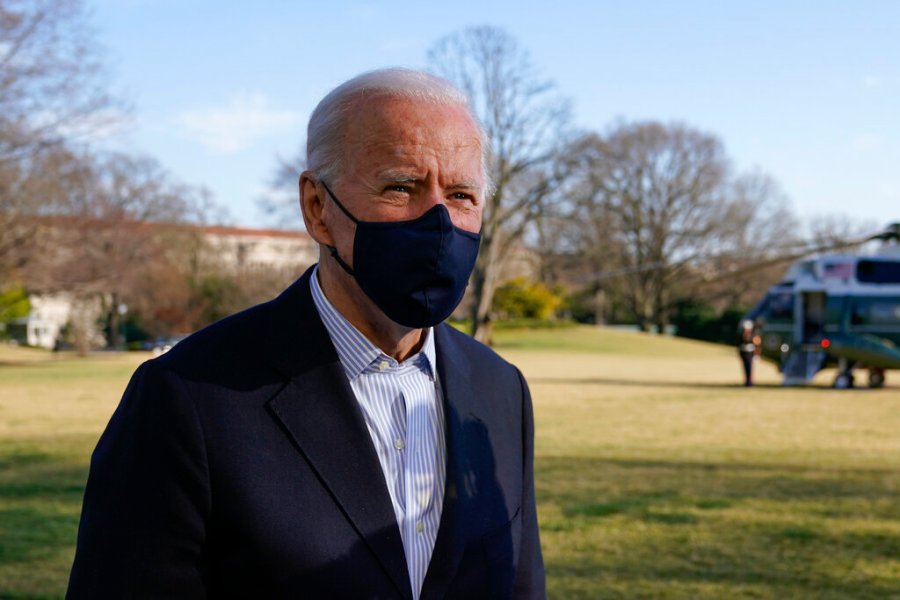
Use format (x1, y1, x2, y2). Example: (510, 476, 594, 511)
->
(264, 268, 413, 600)
(421, 325, 483, 598)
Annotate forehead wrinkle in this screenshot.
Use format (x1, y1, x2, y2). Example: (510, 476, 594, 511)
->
(342, 99, 484, 191)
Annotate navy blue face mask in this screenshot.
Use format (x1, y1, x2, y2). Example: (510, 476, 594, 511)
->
(321, 182, 481, 328)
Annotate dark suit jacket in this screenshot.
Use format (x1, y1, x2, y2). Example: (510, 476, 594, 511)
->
(67, 267, 545, 599)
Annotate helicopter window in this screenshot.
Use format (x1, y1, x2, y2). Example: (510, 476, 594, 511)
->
(825, 296, 845, 323)
(871, 303, 900, 323)
(765, 292, 794, 321)
(850, 298, 900, 326)
(856, 260, 900, 284)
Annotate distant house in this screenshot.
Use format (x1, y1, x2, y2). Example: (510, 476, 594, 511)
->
(198, 225, 317, 272)
(15, 293, 73, 349)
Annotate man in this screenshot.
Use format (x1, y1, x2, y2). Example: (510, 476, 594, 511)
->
(738, 319, 760, 386)
(67, 68, 545, 599)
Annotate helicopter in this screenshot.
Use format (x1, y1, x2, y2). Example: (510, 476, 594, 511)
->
(743, 223, 900, 388)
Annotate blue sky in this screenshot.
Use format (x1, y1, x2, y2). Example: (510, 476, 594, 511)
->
(90, 0, 900, 231)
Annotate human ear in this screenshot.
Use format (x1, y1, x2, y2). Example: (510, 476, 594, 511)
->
(299, 171, 334, 246)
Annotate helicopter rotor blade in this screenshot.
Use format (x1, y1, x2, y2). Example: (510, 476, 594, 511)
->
(575, 222, 898, 285)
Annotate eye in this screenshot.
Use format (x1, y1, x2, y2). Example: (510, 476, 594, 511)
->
(450, 191, 478, 204)
(386, 184, 411, 194)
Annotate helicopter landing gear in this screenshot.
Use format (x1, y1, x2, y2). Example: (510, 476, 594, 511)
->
(834, 372, 855, 389)
(869, 368, 886, 389)
(833, 358, 856, 389)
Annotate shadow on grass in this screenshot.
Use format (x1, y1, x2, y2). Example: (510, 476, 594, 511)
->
(0, 451, 54, 471)
(539, 455, 900, 599)
(528, 376, 853, 391)
(0, 457, 87, 568)
(0, 457, 87, 502)
(0, 505, 81, 565)
(0, 360, 58, 368)
(540, 455, 900, 511)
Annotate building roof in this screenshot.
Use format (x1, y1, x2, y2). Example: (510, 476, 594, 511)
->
(199, 225, 311, 240)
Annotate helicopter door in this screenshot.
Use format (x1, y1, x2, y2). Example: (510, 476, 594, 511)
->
(801, 291, 826, 343)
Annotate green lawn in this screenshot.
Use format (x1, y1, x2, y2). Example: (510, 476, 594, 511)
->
(498, 327, 900, 599)
(1, 328, 899, 598)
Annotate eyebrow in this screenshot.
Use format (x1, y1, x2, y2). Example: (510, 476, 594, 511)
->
(449, 180, 480, 191)
(377, 170, 419, 184)
(376, 171, 481, 193)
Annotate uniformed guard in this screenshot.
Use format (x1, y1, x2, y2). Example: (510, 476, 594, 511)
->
(739, 319, 760, 386)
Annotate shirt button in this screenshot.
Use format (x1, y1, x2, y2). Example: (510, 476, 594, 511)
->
(415, 521, 424, 533)
(378, 360, 389, 371)
(393, 437, 405, 450)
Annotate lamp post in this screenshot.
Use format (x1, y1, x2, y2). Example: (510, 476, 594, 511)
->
(117, 303, 128, 350)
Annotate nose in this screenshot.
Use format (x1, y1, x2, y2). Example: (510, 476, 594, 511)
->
(417, 182, 481, 233)
(413, 186, 451, 222)
(421, 185, 445, 210)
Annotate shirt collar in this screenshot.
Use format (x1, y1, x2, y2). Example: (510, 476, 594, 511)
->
(309, 265, 436, 380)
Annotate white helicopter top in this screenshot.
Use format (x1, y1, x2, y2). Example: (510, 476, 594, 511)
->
(780, 231, 900, 296)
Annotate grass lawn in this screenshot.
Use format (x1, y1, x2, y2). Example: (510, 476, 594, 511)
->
(1, 328, 899, 598)
(0, 346, 147, 598)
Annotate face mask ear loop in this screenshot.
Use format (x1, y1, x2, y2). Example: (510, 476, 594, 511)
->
(327, 244, 356, 276)
(320, 181, 358, 276)
(320, 181, 359, 224)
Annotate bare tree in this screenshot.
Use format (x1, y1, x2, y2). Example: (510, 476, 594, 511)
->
(0, 143, 105, 290)
(694, 169, 801, 308)
(806, 213, 880, 251)
(552, 134, 624, 324)
(0, 0, 120, 282)
(565, 124, 807, 329)
(428, 25, 572, 342)
(258, 150, 305, 227)
(571, 122, 734, 331)
(0, 0, 115, 162)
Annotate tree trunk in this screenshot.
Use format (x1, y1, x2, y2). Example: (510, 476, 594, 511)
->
(593, 286, 606, 325)
(469, 237, 501, 343)
(654, 287, 669, 334)
(105, 293, 121, 349)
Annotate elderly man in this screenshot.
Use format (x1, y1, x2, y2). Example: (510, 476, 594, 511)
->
(67, 68, 544, 599)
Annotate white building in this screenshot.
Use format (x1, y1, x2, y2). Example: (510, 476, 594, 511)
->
(22, 293, 71, 349)
(199, 225, 317, 272)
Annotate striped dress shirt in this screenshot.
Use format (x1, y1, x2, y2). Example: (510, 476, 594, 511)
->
(310, 267, 446, 599)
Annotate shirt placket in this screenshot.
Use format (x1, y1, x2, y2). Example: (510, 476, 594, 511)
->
(388, 377, 407, 525)
(403, 371, 436, 553)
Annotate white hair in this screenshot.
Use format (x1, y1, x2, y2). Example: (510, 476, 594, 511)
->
(306, 67, 491, 193)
